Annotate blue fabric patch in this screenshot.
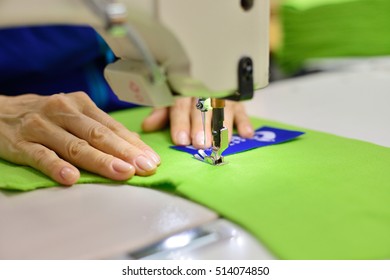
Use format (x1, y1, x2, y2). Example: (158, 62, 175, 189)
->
(171, 126, 305, 156)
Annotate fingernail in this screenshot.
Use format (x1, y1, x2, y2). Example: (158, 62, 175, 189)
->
(176, 131, 190, 146)
(195, 131, 205, 147)
(112, 158, 134, 173)
(135, 155, 156, 172)
(145, 150, 161, 165)
(60, 167, 78, 181)
(243, 125, 254, 137)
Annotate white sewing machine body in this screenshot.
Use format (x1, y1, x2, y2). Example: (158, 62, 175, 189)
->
(0, 0, 270, 106)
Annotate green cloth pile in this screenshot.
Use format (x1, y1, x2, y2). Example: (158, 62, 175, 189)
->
(277, 0, 390, 74)
(1, 108, 390, 259)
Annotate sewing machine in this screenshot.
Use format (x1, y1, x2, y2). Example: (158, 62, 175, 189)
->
(0, 0, 269, 164)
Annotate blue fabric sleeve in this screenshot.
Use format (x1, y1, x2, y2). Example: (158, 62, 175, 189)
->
(0, 25, 137, 112)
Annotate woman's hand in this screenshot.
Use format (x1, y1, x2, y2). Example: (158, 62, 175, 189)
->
(0, 92, 160, 186)
(142, 97, 254, 148)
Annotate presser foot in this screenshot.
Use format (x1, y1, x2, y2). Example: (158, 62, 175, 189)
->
(194, 149, 227, 166)
(194, 126, 229, 166)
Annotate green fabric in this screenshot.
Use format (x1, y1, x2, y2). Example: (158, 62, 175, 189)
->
(1, 107, 390, 259)
(277, 0, 390, 74)
(282, 0, 359, 10)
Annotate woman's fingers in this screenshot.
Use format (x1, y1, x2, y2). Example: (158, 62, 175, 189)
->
(190, 100, 252, 147)
(32, 123, 140, 179)
(139, 98, 194, 146)
(83, 105, 161, 167)
(59, 114, 157, 175)
(223, 101, 235, 141)
(18, 142, 80, 186)
(233, 102, 254, 138)
(142, 107, 169, 132)
(0, 92, 162, 186)
(169, 97, 192, 146)
(141, 98, 255, 148)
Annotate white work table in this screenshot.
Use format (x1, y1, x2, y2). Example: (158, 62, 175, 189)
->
(0, 67, 389, 259)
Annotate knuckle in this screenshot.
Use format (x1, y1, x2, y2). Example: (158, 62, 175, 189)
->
(12, 139, 24, 152)
(20, 113, 47, 137)
(31, 147, 54, 168)
(66, 139, 89, 159)
(116, 148, 135, 162)
(94, 154, 113, 170)
(71, 91, 94, 105)
(42, 93, 73, 113)
(173, 97, 191, 110)
(108, 121, 126, 133)
(72, 91, 89, 99)
(23, 113, 45, 127)
(88, 125, 109, 144)
(8, 140, 29, 164)
(45, 93, 67, 107)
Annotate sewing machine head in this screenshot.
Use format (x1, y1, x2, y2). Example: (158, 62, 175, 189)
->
(100, 0, 270, 164)
(100, 0, 270, 106)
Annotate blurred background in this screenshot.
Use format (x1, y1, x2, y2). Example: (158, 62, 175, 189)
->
(269, 0, 390, 81)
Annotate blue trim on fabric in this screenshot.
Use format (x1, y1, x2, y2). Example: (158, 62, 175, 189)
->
(171, 126, 305, 157)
